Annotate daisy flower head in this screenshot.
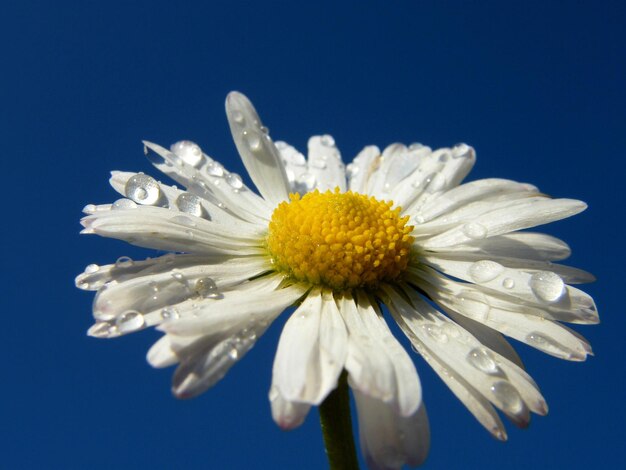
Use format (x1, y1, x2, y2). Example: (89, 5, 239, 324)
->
(77, 92, 597, 469)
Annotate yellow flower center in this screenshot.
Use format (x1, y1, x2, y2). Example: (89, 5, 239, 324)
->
(267, 189, 414, 291)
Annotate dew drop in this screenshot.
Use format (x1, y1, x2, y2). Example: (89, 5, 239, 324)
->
(529, 271, 565, 303)
(526, 332, 578, 358)
(311, 159, 327, 169)
(426, 172, 447, 193)
(453, 143, 472, 159)
(228, 348, 239, 360)
(438, 152, 450, 162)
(195, 277, 221, 298)
(206, 161, 225, 177)
(88, 321, 116, 338)
(424, 324, 449, 343)
(85, 263, 100, 274)
(116, 311, 145, 333)
(462, 222, 488, 240)
(170, 215, 196, 227)
(83, 204, 97, 213)
(296, 172, 316, 191)
(112, 198, 138, 210)
(171, 270, 185, 282)
(469, 260, 504, 283)
(490, 381, 524, 414)
(226, 173, 243, 190)
(346, 163, 359, 178)
(161, 307, 180, 320)
(456, 289, 491, 322)
(115, 256, 134, 268)
(441, 323, 461, 338)
(170, 140, 204, 167)
(502, 278, 515, 289)
(408, 143, 424, 150)
(268, 386, 279, 402)
(467, 348, 500, 375)
(125, 174, 162, 205)
(242, 130, 261, 151)
(321, 134, 335, 147)
(176, 192, 206, 218)
(232, 110, 244, 124)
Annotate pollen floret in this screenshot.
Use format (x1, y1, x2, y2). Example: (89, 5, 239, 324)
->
(267, 189, 414, 290)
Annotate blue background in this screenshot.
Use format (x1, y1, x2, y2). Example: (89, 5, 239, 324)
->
(3, 1, 624, 468)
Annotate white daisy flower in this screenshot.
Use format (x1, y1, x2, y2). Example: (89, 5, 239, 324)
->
(77, 92, 597, 469)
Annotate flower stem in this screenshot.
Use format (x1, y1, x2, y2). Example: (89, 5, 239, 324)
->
(318, 371, 360, 470)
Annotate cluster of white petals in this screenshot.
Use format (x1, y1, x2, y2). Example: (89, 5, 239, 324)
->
(77, 92, 596, 469)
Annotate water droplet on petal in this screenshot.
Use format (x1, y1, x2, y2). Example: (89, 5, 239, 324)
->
(529, 271, 565, 303)
(469, 260, 504, 283)
(453, 143, 473, 159)
(311, 159, 327, 169)
(116, 311, 145, 333)
(85, 264, 100, 274)
(226, 173, 243, 190)
(206, 161, 225, 177)
(424, 324, 449, 343)
(467, 348, 500, 375)
(441, 323, 461, 338)
(426, 172, 447, 193)
(88, 321, 116, 338)
(228, 348, 239, 360)
(462, 222, 488, 240)
(502, 278, 515, 289)
(195, 277, 221, 298)
(83, 204, 97, 213)
(321, 134, 335, 147)
(242, 130, 261, 151)
(296, 172, 316, 192)
(526, 332, 580, 359)
(232, 110, 244, 124)
(115, 256, 134, 268)
(176, 192, 207, 218)
(170, 140, 204, 167)
(112, 198, 138, 210)
(491, 381, 524, 414)
(456, 289, 491, 322)
(346, 163, 359, 178)
(408, 143, 424, 150)
(438, 152, 450, 162)
(171, 270, 185, 282)
(161, 307, 180, 320)
(125, 174, 162, 205)
(170, 215, 196, 227)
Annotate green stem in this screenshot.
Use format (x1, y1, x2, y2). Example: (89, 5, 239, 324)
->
(318, 371, 360, 470)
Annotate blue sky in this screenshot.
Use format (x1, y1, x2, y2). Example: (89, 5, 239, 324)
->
(2, 1, 624, 468)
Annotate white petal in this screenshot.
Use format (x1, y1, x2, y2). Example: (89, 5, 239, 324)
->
(306, 135, 347, 192)
(81, 205, 264, 256)
(415, 178, 539, 223)
(274, 141, 309, 193)
(90, 255, 272, 323)
(399, 144, 476, 210)
(269, 386, 312, 430)
(422, 198, 587, 249)
(421, 252, 594, 284)
(225, 92, 292, 206)
(109, 171, 263, 234)
(77, 252, 248, 292)
(272, 289, 347, 404)
(431, 232, 572, 261)
(384, 284, 546, 426)
(445, 312, 525, 369)
(354, 389, 430, 470)
(159, 278, 306, 337)
(143, 141, 272, 223)
(340, 292, 421, 417)
(171, 326, 261, 399)
(411, 268, 593, 360)
(347, 145, 381, 194)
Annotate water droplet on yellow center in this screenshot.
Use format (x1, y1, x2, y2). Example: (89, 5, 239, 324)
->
(267, 189, 414, 290)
